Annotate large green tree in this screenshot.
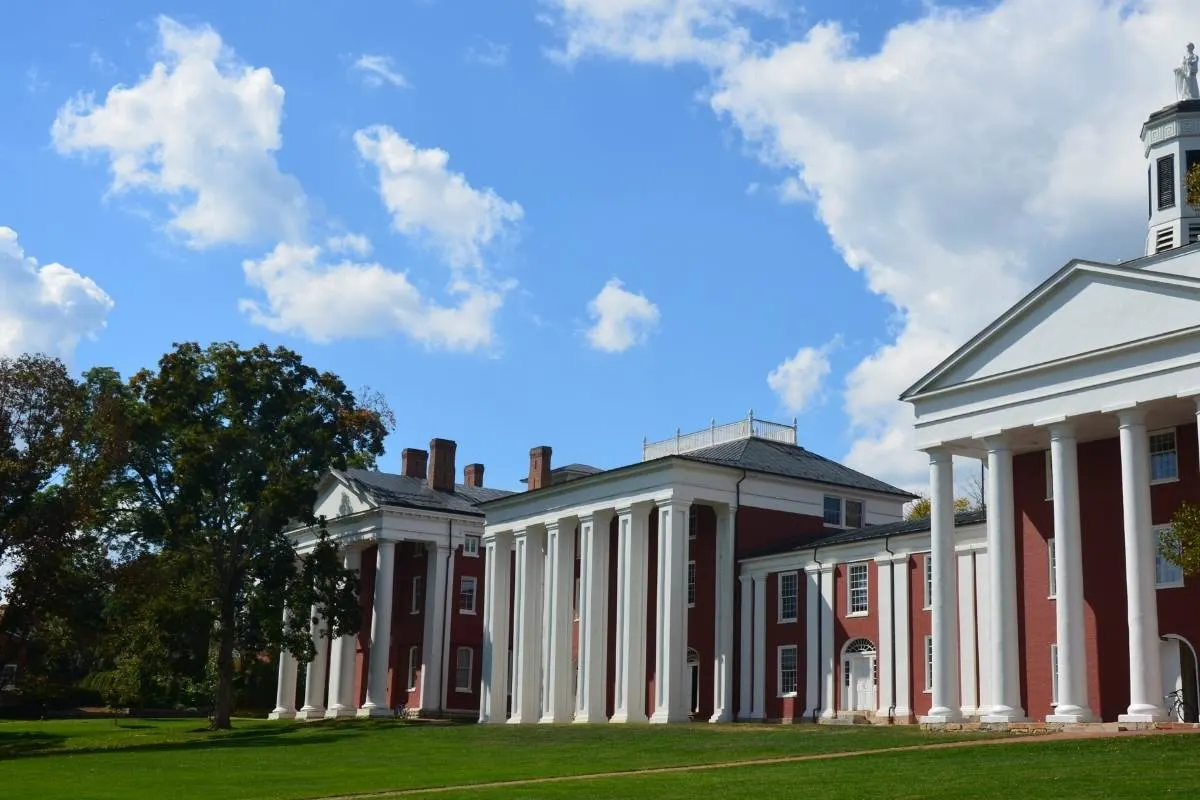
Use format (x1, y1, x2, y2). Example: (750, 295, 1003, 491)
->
(1162, 502, 1200, 580)
(111, 342, 390, 729)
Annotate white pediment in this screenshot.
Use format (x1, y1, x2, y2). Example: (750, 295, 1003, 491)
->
(313, 473, 375, 520)
(909, 263, 1200, 396)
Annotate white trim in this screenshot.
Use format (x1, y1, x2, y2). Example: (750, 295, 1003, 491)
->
(407, 645, 419, 692)
(459, 575, 478, 614)
(922, 552, 933, 611)
(411, 574, 423, 614)
(1050, 643, 1060, 707)
(924, 635, 934, 694)
(777, 644, 799, 698)
(463, 534, 481, 557)
(687, 560, 696, 608)
(1048, 537, 1057, 599)
(1044, 449, 1054, 501)
(777, 570, 799, 623)
(847, 562, 869, 615)
(455, 646, 474, 693)
(1149, 427, 1180, 484)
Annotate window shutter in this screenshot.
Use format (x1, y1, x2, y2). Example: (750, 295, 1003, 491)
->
(1159, 154, 1177, 210)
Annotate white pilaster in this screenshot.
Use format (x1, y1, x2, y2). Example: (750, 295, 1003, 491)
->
(710, 504, 736, 723)
(296, 608, 329, 720)
(957, 551, 978, 718)
(420, 543, 450, 716)
(875, 557, 895, 720)
(893, 555, 912, 721)
(803, 567, 820, 720)
(922, 449, 962, 723)
(325, 546, 362, 718)
(611, 504, 650, 724)
(1117, 409, 1166, 722)
(575, 511, 611, 723)
(509, 526, 545, 724)
(359, 540, 397, 717)
(751, 574, 767, 719)
(981, 438, 1025, 723)
(540, 519, 576, 723)
(1046, 422, 1095, 723)
(269, 608, 299, 720)
(650, 500, 690, 723)
(480, 533, 513, 724)
(819, 564, 835, 719)
(737, 573, 754, 720)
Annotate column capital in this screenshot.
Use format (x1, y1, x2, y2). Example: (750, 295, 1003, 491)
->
(925, 447, 953, 465)
(578, 508, 614, 526)
(657, 497, 692, 511)
(1103, 402, 1146, 426)
(545, 516, 578, 534)
(615, 499, 655, 517)
(979, 432, 1012, 451)
(482, 529, 513, 545)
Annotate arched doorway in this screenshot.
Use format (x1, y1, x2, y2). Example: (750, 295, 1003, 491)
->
(841, 638, 877, 713)
(687, 648, 701, 717)
(1161, 634, 1199, 722)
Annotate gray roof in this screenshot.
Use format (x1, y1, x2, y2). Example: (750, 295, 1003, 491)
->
(675, 437, 917, 499)
(338, 468, 514, 517)
(743, 508, 987, 560)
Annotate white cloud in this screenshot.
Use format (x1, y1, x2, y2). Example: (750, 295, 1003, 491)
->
(545, 0, 1194, 489)
(353, 54, 410, 88)
(240, 243, 505, 351)
(466, 38, 510, 67)
(326, 232, 373, 257)
(354, 125, 524, 270)
(585, 278, 660, 352)
(0, 227, 113, 358)
(51, 16, 306, 248)
(767, 337, 839, 414)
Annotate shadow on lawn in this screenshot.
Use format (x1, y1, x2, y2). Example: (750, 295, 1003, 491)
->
(0, 731, 69, 760)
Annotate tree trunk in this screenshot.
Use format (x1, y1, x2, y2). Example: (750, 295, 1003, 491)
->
(210, 601, 236, 730)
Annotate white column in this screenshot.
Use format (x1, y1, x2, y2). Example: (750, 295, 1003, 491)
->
(957, 551, 978, 718)
(876, 557, 895, 720)
(358, 540, 396, 717)
(540, 519, 576, 723)
(803, 566, 820, 720)
(737, 573, 753, 720)
(1117, 409, 1166, 722)
(420, 543, 450, 715)
(1045, 422, 1095, 722)
(893, 554, 912, 721)
(981, 437, 1025, 723)
(296, 608, 329, 720)
(751, 574, 767, 719)
(480, 533, 513, 723)
(819, 564, 835, 719)
(575, 511, 611, 723)
(710, 504, 736, 723)
(651, 499, 690, 723)
(922, 449, 961, 722)
(509, 527, 545, 724)
(611, 503, 650, 724)
(325, 546, 363, 718)
(269, 607, 299, 720)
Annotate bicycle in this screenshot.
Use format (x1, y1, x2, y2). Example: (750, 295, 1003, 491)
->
(1164, 689, 1194, 722)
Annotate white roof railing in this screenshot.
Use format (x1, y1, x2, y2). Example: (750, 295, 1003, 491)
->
(642, 410, 798, 461)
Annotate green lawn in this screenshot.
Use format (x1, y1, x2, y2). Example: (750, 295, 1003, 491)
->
(0, 717, 1194, 800)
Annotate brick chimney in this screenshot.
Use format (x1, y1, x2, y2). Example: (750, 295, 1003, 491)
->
(428, 438, 457, 493)
(464, 463, 485, 488)
(401, 448, 428, 479)
(528, 446, 552, 491)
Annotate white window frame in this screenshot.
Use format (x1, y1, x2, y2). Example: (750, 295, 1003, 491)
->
(1045, 449, 1054, 501)
(844, 498, 865, 529)
(1156, 525, 1185, 589)
(847, 562, 869, 615)
(778, 571, 799, 623)
(823, 495, 843, 526)
(1050, 643, 1059, 707)
(1150, 428, 1180, 484)
(463, 534, 481, 558)
(688, 509, 698, 540)
(1048, 537, 1057, 599)
(922, 553, 933, 611)
(777, 644, 799, 697)
(687, 561, 696, 608)
(455, 646, 474, 693)
(411, 575, 424, 614)
(407, 645, 419, 691)
(924, 635, 934, 693)
(459, 575, 478, 614)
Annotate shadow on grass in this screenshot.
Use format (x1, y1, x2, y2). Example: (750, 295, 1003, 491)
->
(0, 731, 69, 760)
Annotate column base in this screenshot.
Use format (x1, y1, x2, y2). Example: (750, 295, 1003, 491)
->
(649, 710, 690, 724)
(609, 711, 648, 724)
(708, 710, 733, 724)
(1046, 712, 1095, 724)
(573, 712, 609, 724)
(981, 705, 1027, 724)
(324, 705, 357, 719)
(507, 715, 534, 725)
(919, 710, 964, 724)
(1118, 709, 1165, 724)
(268, 708, 296, 720)
(294, 707, 326, 721)
(356, 705, 394, 719)
(538, 714, 571, 724)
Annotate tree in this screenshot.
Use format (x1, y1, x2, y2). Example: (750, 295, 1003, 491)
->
(905, 494, 972, 521)
(1187, 162, 1200, 211)
(111, 342, 390, 729)
(1162, 502, 1200, 579)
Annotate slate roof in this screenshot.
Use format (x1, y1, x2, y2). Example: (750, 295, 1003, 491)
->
(675, 437, 917, 499)
(742, 508, 988, 561)
(337, 468, 514, 517)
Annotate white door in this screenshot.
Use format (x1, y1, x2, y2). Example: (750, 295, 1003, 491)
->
(689, 662, 700, 714)
(851, 655, 876, 712)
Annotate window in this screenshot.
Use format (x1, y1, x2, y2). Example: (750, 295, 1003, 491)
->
(1050, 644, 1060, 707)
(1159, 153, 1177, 210)
(778, 571, 799, 623)
(1044, 450, 1054, 501)
(463, 535, 481, 557)
(688, 509, 698, 539)
(1150, 429, 1179, 483)
(459, 576, 478, 614)
(1048, 537, 1057, 598)
(924, 636, 934, 693)
(455, 647, 474, 693)
(1156, 526, 1185, 588)
(407, 646, 419, 691)
(848, 563, 869, 615)
(778, 645, 798, 696)
(823, 495, 842, 526)
(687, 561, 696, 607)
(0, 664, 16, 690)
(573, 576, 581, 621)
(923, 554, 933, 610)
(845, 499, 864, 529)
(411, 575, 424, 614)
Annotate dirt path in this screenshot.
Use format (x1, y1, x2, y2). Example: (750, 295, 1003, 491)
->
(313, 727, 1198, 799)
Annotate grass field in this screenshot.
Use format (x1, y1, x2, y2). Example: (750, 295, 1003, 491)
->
(0, 717, 1195, 799)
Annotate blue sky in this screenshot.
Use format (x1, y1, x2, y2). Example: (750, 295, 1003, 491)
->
(0, 1, 1186, 492)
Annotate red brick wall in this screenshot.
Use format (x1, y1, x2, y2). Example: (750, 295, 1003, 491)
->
(355, 545, 377, 707)
(388, 542, 427, 709)
(447, 540, 485, 713)
(833, 560, 879, 712)
(736, 506, 827, 558)
(909, 554, 932, 718)
(763, 569, 806, 722)
(687, 505, 716, 720)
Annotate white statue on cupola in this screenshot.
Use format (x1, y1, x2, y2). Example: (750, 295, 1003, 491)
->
(1176, 43, 1199, 101)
